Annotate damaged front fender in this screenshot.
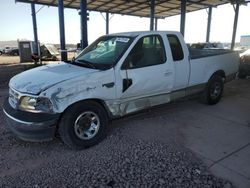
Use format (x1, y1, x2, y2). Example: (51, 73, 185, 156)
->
(40, 68, 116, 114)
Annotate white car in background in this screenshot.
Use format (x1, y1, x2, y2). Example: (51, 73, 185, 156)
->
(238, 48, 250, 78)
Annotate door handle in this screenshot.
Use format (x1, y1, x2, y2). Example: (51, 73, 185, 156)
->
(164, 70, 173, 76)
(102, 82, 115, 88)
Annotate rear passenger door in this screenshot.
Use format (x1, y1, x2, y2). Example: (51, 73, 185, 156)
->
(167, 34, 190, 90)
(118, 34, 174, 99)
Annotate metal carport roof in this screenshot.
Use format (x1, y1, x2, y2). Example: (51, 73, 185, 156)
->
(15, 0, 249, 61)
(15, 0, 242, 18)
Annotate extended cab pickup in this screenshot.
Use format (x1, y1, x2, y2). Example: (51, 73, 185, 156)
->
(3, 31, 239, 149)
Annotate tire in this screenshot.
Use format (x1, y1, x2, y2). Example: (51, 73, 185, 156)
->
(58, 101, 108, 149)
(202, 75, 224, 105)
(238, 73, 247, 79)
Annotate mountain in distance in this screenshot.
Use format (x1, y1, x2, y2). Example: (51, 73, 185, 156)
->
(0, 40, 19, 49)
(0, 40, 76, 50)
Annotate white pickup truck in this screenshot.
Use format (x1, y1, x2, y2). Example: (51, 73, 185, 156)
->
(3, 31, 239, 149)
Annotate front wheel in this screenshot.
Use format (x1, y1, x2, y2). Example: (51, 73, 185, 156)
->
(202, 75, 224, 105)
(58, 101, 108, 149)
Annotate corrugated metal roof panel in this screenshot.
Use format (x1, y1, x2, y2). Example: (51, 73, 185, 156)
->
(15, 0, 241, 18)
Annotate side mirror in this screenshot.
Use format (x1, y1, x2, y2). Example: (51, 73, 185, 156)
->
(121, 57, 132, 70)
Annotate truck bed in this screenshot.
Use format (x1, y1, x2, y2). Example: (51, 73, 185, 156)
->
(189, 48, 234, 59)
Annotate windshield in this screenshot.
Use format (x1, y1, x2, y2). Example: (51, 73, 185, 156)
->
(75, 36, 133, 70)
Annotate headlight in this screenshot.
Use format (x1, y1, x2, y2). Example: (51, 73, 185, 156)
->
(19, 96, 53, 113)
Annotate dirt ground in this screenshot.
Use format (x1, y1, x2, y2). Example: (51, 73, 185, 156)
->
(0, 52, 75, 65)
(0, 54, 20, 65)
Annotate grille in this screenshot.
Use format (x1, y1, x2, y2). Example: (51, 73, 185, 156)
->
(9, 88, 19, 109)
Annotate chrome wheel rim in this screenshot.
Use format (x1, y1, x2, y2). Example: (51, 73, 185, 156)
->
(210, 82, 221, 100)
(74, 111, 100, 140)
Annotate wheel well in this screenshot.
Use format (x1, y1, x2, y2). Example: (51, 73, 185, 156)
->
(55, 98, 112, 134)
(211, 70, 225, 80)
(64, 98, 112, 119)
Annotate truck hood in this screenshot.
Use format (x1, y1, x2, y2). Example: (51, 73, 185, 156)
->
(9, 62, 99, 95)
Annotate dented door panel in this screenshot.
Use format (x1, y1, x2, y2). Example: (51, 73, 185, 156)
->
(111, 34, 175, 117)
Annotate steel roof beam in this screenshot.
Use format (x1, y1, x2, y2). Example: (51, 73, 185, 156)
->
(16, 0, 78, 9)
(88, 0, 98, 5)
(154, 0, 222, 17)
(93, 0, 114, 10)
(125, 0, 169, 17)
(15, 0, 243, 18)
(187, 0, 217, 8)
(114, 1, 147, 13)
(67, 0, 76, 7)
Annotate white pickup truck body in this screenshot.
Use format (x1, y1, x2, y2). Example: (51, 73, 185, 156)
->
(3, 31, 239, 148)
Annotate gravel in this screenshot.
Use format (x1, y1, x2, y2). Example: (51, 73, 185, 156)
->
(0, 121, 234, 188)
(0, 65, 235, 188)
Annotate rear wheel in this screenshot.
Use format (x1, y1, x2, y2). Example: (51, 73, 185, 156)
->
(238, 73, 247, 79)
(202, 75, 224, 105)
(59, 101, 108, 149)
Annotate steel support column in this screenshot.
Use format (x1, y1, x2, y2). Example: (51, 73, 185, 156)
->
(80, 0, 88, 49)
(155, 18, 158, 31)
(31, 3, 39, 54)
(58, 0, 67, 61)
(231, 3, 240, 50)
(150, 0, 155, 31)
(106, 12, 109, 34)
(180, 0, 186, 37)
(206, 7, 212, 42)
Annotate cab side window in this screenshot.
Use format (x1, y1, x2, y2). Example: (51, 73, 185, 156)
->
(123, 35, 166, 69)
(167, 35, 184, 61)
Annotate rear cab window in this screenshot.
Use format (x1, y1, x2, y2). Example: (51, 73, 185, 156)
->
(167, 34, 184, 61)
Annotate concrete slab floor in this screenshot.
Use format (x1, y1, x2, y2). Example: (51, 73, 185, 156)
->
(177, 78, 250, 188)
(113, 78, 250, 188)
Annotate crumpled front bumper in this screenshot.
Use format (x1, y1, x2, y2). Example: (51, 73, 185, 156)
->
(3, 98, 60, 142)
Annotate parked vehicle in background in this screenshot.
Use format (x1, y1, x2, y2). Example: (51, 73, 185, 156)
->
(8, 48, 19, 56)
(238, 49, 250, 79)
(3, 31, 239, 149)
(0, 48, 3, 55)
(190, 42, 226, 49)
(3, 47, 19, 56)
(40, 44, 59, 61)
(3, 47, 11, 54)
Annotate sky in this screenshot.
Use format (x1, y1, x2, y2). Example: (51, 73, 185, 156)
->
(0, 0, 250, 45)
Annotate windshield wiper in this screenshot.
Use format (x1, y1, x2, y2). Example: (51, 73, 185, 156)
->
(74, 59, 97, 69)
(64, 57, 77, 64)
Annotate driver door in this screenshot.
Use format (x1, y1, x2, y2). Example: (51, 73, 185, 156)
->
(115, 34, 174, 114)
